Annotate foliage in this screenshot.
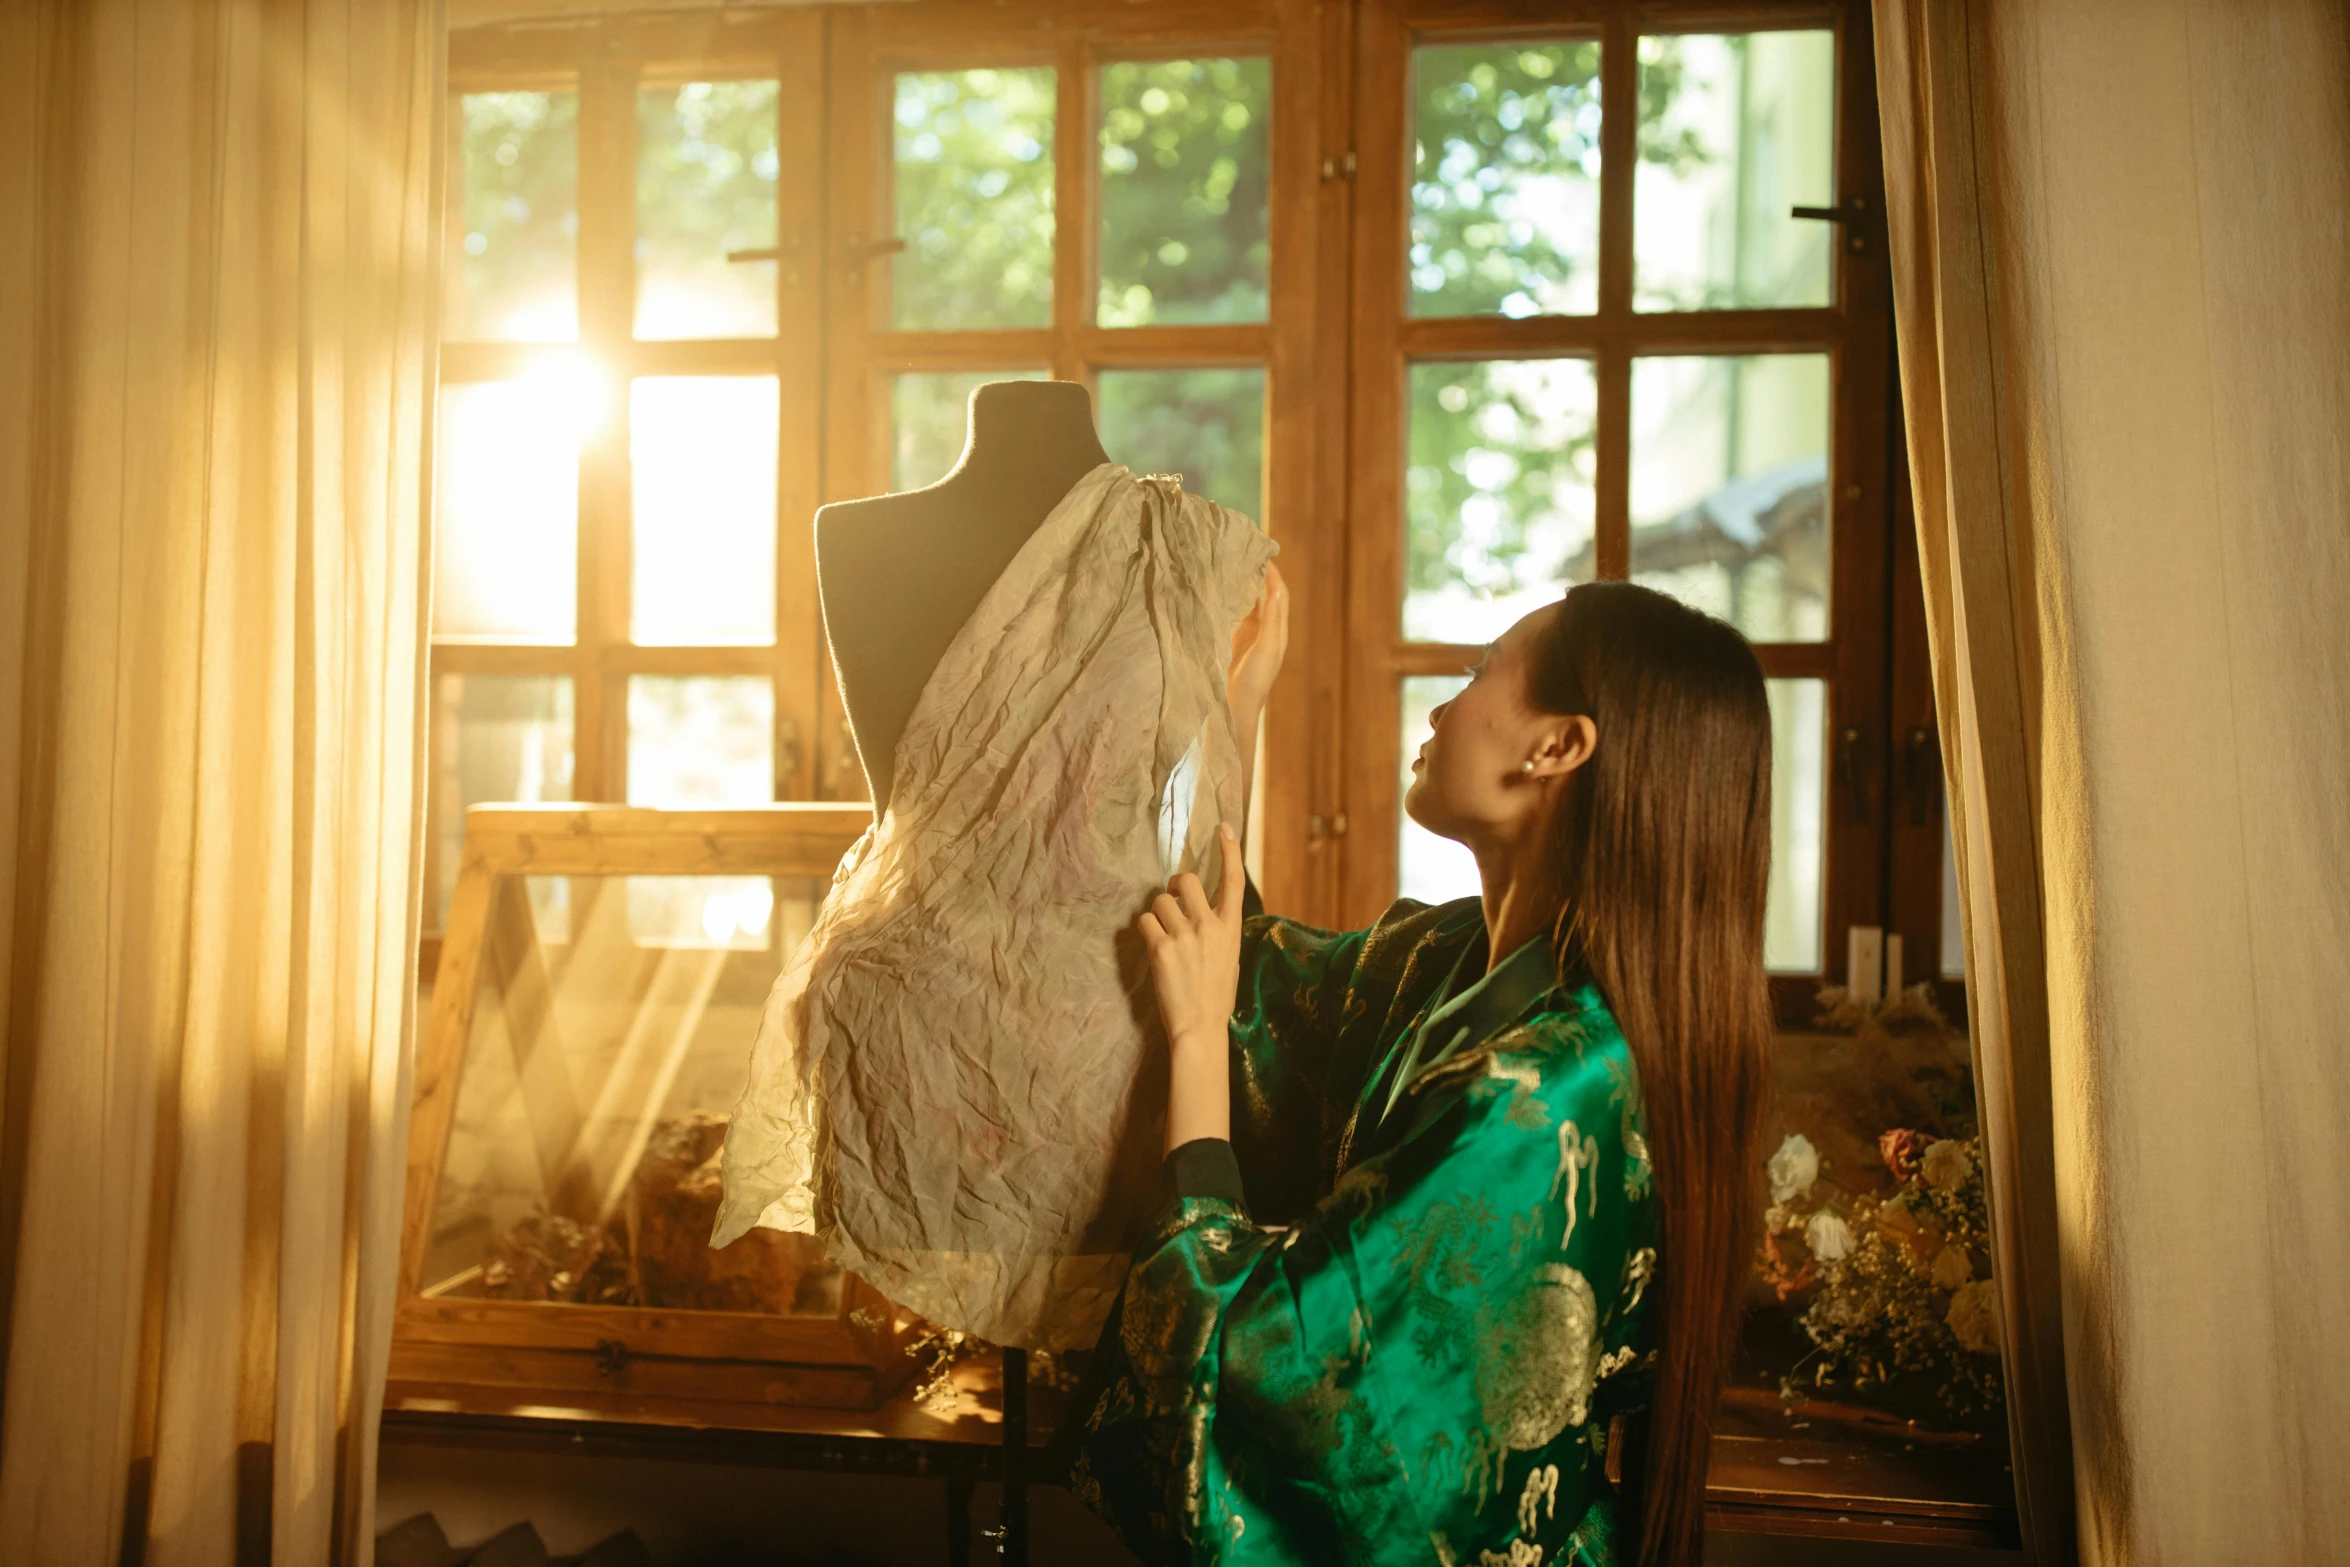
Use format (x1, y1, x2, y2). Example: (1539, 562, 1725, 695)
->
(1097, 57, 1271, 326)
(456, 91, 578, 339)
(893, 68, 1056, 329)
(1098, 368, 1264, 517)
(637, 81, 780, 258)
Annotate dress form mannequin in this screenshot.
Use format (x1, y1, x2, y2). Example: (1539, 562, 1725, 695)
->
(816, 379, 1111, 809)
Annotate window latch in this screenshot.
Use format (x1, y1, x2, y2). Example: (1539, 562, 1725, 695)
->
(1791, 196, 1871, 253)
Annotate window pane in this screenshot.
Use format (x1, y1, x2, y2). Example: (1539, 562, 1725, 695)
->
(627, 676, 773, 807)
(452, 91, 578, 343)
(636, 81, 779, 340)
(630, 378, 777, 646)
(890, 369, 1049, 492)
(1404, 358, 1597, 645)
(1767, 677, 1826, 972)
(1097, 57, 1270, 327)
(434, 376, 587, 643)
(1097, 368, 1264, 517)
(1410, 42, 1602, 318)
(1399, 675, 1480, 906)
(431, 675, 574, 928)
(1630, 353, 1828, 642)
(893, 69, 1055, 329)
(1635, 32, 1836, 312)
(626, 676, 775, 948)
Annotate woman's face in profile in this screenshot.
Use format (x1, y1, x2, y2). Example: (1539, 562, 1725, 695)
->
(1404, 601, 1567, 849)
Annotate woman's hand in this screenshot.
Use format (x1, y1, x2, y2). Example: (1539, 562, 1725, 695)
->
(1227, 562, 1290, 730)
(1140, 824, 1247, 1150)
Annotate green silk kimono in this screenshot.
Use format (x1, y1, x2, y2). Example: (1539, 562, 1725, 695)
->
(1066, 895, 1661, 1567)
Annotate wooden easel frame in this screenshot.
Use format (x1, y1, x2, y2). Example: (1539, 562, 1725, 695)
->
(392, 801, 928, 1410)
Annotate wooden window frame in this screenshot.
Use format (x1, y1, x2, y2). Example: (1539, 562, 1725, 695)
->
(1340, 0, 1904, 1022)
(812, 0, 1351, 932)
(432, 0, 1958, 1018)
(428, 13, 829, 972)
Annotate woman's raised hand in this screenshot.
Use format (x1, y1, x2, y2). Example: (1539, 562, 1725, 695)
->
(1140, 825, 1247, 1149)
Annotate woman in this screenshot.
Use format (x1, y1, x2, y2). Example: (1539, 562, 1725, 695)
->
(1065, 579, 1775, 1567)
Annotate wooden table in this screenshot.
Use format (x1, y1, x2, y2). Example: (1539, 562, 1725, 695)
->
(381, 1349, 2020, 1560)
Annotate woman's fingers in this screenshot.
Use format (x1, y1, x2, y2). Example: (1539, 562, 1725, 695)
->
(1151, 891, 1189, 935)
(1174, 870, 1213, 925)
(1215, 824, 1245, 924)
(1137, 911, 1167, 948)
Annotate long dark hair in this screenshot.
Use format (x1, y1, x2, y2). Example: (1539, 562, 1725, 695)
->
(1528, 581, 1774, 1567)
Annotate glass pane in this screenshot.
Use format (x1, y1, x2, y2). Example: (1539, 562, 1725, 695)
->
(426, 867, 841, 1313)
(890, 369, 1049, 492)
(1404, 358, 1597, 645)
(1399, 675, 1480, 907)
(1410, 42, 1602, 318)
(1096, 368, 1265, 517)
(636, 81, 780, 340)
(434, 375, 591, 642)
(1636, 31, 1836, 312)
(630, 377, 778, 646)
(1942, 804, 1966, 979)
(431, 675, 574, 928)
(626, 675, 775, 948)
(1766, 677, 1826, 972)
(627, 675, 774, 807)
(1630, 353, 1828, 642)
(1097, 57, 1271, 327)
(893, 69, 1054, 329)
(452, 91, 578, 343)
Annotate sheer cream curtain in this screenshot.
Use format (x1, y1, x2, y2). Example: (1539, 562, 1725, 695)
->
(1874, 1, 2350, 1562)
(0, 0, 441, 1560)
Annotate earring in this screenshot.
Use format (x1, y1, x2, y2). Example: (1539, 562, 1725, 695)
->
(1521, 760, 1536, 775)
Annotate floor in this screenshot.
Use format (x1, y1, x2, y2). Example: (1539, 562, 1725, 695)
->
(379, 1441, 2026, 1566)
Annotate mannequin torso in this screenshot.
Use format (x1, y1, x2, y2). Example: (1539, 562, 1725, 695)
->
(816, 380, 1112, 809)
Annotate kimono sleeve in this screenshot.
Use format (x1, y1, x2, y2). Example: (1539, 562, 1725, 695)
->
(1224, 910, 1370, 1218)
(1070, 1020, 1658, 1567)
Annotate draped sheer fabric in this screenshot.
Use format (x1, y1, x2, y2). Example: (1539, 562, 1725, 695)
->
(1875, 1, 2350, 1559)
(715, 466, 1276, 1349)
(0, 0, 439, 1559)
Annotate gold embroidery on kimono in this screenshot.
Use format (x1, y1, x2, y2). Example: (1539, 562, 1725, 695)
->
(1063, 898, 1660, 1565)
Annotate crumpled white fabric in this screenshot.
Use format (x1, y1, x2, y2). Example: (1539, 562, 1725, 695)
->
(713, 464, 1276, 1349)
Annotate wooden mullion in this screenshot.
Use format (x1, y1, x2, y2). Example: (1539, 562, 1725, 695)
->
(1628, 2, 1842, 36)
(1050, 30, 1092, 383)
(861, 329, 1058, 371)
(575, 36, 633, 805)
(610, 338, 787, 377)
(1589, 9, 1637, 583)
(1337, 0, 1409, 923)
(1396, 308, 1841, 357)
(1811, 0, 1894, 1004)
(598, 645, 786, 677)
(866, 0, 1273, 57)
(817, 8, 879, 801)
(774, 9, 827, 803)
(1257, 0, 1336, 920)
(1075, 323, 1274, 365)
(427, 642, 580, 677)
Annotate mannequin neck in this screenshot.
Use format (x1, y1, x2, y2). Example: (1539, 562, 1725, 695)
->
(953, 380, 1110, 481)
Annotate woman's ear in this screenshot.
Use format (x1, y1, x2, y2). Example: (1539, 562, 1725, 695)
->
(1529, 714, 1598, 780)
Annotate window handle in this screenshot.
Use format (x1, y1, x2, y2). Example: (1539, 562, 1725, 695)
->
(1902, 725, 1936, 827)
(1836, 725, 1871, 824)
(1791, 195, 1870, 253)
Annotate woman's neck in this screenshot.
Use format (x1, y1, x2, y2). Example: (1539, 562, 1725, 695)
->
(1473, 827, 1563, 974)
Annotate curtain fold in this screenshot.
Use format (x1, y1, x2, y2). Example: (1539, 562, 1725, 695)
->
(0, 0, 441, 1561)
(1873, 1, 2350, 1562)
